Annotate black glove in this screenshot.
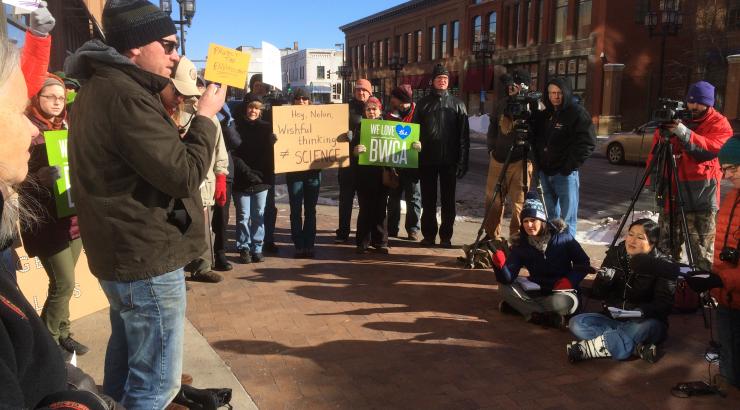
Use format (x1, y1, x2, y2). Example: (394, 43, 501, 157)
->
(456, 164, 467, 179)
(685, 271, 724, 293)
(30, 1, 55, 37)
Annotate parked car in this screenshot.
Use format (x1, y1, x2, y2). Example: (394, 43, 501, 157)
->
(602, 121, 661, 164)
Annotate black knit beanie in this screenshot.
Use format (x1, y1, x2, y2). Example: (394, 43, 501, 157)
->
(103, 0, 177, 52)
(432, 63, 449, 79)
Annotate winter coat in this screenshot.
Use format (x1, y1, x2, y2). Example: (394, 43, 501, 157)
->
(232, 116, 274, 194)
(65, 40, 215, 282)
(385, 104, 419, 180)
(712, 190, 740, 309)
(487, 97, 536, 164)
(218, 105, 238, 183)
(592, 242, 677, 323)
(532, 77, 596, 176)
(0, 266, 66, 408)
(346, 98, 366, 169)
(413, 90, 470, 168)
(179, 108, 229, 207)
(647, 107, 733, 212)
(496, 219, 591, 292)
(0, 196, 12, 252)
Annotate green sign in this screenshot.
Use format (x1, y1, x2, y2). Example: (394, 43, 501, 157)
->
(358, 119, 420, 168)
(44, 130, 75, 218)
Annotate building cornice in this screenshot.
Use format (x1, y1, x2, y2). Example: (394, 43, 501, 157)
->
(339, 0, 447, 33)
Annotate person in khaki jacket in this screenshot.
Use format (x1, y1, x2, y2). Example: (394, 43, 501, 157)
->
(160, 56, 229, 283)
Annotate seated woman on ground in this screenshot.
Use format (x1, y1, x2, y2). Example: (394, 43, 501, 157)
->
(567, 218, 678, 363)
(493, 194, 590, 328)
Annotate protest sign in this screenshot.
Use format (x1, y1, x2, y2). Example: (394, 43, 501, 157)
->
(204, 43, 251, 89)
(358, 119, 420, 168)
(2, 0, 40, 14)
(273, 104, 349, 173)
(44, 130, 75, 218)
(261, 41, 282, 90)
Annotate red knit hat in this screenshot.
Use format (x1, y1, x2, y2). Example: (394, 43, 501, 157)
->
(365, 96, 382, 111)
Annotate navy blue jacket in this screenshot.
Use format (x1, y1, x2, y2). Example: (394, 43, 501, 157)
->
(496, 220, 590, 292)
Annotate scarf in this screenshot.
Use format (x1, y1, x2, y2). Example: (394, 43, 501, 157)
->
(527, 231, 551, 253)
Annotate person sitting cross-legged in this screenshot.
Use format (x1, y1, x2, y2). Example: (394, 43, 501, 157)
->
(492, 194, 590, 328)
(567, 218, 678, 363)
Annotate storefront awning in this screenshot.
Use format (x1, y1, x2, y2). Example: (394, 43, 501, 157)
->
(398, 72, 459, 89)
(462, 66, 494, 93)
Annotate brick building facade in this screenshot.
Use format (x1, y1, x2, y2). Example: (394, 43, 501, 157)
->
(341, 0, 740, 132)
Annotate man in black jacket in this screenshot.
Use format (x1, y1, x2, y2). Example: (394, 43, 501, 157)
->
(65, 1, 225, 407)
(336, 78, 371, 242)
(484, 70, 536, 239)
(414, 64, 470, 248)
(532, 77, 595, 237)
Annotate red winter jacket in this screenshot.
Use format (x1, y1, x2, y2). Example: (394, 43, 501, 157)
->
(711, 190, 740, 309)
(20, 30, 52, 98)
(646, 108, 734, 212)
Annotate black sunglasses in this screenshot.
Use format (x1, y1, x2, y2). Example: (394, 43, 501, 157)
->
(157, 39, 179, 55)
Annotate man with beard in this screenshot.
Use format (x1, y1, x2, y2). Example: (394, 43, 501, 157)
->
(647, 81, 733, 271)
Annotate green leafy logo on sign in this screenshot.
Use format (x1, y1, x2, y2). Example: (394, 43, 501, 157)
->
(358, 119, 420, 168)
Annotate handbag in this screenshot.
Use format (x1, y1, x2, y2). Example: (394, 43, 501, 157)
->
(673, 277, 701, 313)
(382, 168, 400, 189)
(172, 385, 233, 410)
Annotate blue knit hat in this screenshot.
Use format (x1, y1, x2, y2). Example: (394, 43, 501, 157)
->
(686, 81, 715, 107)
(520, 193, 547, 222)
(719, 136, 740, 165)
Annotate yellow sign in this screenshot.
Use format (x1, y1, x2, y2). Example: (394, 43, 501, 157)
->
(272, 104, 350, 173)
(204, 43, 251, 89)
(14, 246, 108, 321)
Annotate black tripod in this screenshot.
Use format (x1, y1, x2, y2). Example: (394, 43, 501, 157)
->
(464, 126, 547, 269)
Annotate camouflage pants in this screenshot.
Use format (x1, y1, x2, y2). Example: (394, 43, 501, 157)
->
(657, 209, 716, 271)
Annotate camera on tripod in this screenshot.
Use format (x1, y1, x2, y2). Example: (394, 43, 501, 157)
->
(719, 247, 739, 265)
(504, 84, 542, 121)
(652, 98, 693, 123)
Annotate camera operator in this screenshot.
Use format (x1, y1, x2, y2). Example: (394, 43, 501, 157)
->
(648, 81, 733, 271)
(483, 70, 536, 239)
(532, 77, 596, 238)
(685, 136, 740, 389)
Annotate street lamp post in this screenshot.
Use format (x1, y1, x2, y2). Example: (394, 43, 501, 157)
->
(472, 32, 495, 115)
(637, 0, 683, 98)
(388, 53, 406, 87)
(160, 0, 196, 56)
(337, 63, 353, 103)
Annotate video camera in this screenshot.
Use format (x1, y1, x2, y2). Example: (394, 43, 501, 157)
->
(504, 84, 542, 121)
(652, 98, 693, 123)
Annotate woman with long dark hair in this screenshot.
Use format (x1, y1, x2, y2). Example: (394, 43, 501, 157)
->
(567, 218, 677, 363)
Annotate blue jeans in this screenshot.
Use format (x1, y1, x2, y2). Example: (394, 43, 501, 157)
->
(100, 268, 186, 409)
(716, 306, 740, 386)
(0, 247, 16, 283)
(264, 186, 277, 245)
(539, 170, 579, 237)
(569, 313, 667, 360)
(287, 171, 321, 250)
(235, 190, 268, 254)
(387, 170, 421, 236)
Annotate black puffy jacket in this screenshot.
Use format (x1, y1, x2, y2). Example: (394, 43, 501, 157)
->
(532, 77, 596, 176)
(347, 98, 365, 168)
(413, 90, 470, 168)
(232, 117, 274, 194)
(592, 242, 678, 324)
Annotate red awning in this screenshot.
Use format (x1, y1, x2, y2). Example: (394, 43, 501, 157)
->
(463, 66, 494, 93)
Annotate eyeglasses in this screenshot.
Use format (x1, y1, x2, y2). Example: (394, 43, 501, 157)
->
(39, 95, 66, 103)
(722, 165, 739, 175)
(294, 97, 310, 101)
(156, 39, 179, 55)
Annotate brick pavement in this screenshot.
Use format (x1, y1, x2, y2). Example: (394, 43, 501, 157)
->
(186, 204, 737, 409)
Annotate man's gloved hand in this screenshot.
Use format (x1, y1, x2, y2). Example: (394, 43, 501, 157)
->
(37, 165, 61, 188)
(456, 164, 467, 179)
(553, 277, 574, 290)
(30, 2, 55, 37)
(667, 120, 691, 143)
(685, 271, 724, 293)
(214, 174, 227, 207)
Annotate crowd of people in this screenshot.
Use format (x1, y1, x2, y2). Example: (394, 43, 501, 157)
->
(1, 0, 739, 408)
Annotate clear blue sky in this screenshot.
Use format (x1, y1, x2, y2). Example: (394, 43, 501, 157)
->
(170, 0, 405, 65)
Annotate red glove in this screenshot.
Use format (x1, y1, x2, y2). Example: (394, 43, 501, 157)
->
(491, 249, 506, 271)
(553, 278, 573, 290)
(214, 174, 227, 207)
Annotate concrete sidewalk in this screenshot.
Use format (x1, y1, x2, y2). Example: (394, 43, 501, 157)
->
(73, 308, 257, 409)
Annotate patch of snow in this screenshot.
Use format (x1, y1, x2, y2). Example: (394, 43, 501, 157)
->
(469, 114, 490, 134)
(578, 210, 659, 245)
